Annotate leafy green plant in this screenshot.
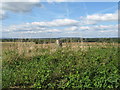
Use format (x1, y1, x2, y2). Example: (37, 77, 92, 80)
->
(2, 43, 120, 88)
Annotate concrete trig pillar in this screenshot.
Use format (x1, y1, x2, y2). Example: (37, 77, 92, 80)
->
(56, 39, 62, 48)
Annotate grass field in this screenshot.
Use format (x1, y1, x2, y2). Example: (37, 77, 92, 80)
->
(2, 42, 120, 88)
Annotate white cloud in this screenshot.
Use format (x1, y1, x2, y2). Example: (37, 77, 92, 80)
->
(45, 29, 61, 33)
(79, 26, 90, 30)
(2, 0, 41, 2)
(47, 0, 68, 3)
(2, 12, 118, 37)
(2, 0, 119, 2)
(86, 13, 117, 21)
(3, 18, 79, 33)
(0, 0, 41, 19)
(20, 29, 60, 34)
(31, 19, 79, 27)
(78, 25, 118, 31)
(2, 2, 41, 13)
(81, 12, 118, 25)
(2, 22, 118, 38)
(63, 26, 78, 31)
(2, 16, 118, 34)
(3, 18, 80, 35)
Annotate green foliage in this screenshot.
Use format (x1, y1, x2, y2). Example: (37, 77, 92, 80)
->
(2, 45, 120, 88)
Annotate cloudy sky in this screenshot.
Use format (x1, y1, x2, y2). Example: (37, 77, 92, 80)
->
(1, 1, 118, 38)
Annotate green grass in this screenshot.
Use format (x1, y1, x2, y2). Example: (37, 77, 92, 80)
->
(2, 45, 120, 88)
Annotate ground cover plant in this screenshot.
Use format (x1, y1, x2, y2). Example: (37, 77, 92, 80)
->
(2, 42, 120, 88)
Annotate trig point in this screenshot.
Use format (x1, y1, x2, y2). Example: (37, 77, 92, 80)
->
(56, 39, 62, 48)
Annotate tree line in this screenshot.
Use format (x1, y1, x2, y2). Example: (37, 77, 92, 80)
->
(1, 38, 119, 44)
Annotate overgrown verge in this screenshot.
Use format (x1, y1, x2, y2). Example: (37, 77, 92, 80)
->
(2, 46, 120, 88)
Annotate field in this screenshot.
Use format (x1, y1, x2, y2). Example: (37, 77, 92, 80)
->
(2, 41, 120, 88)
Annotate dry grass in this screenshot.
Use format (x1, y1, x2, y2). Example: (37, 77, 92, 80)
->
(1, 42, 119, 59)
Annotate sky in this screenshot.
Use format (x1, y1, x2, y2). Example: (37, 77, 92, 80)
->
(1, 1, 118, 38)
